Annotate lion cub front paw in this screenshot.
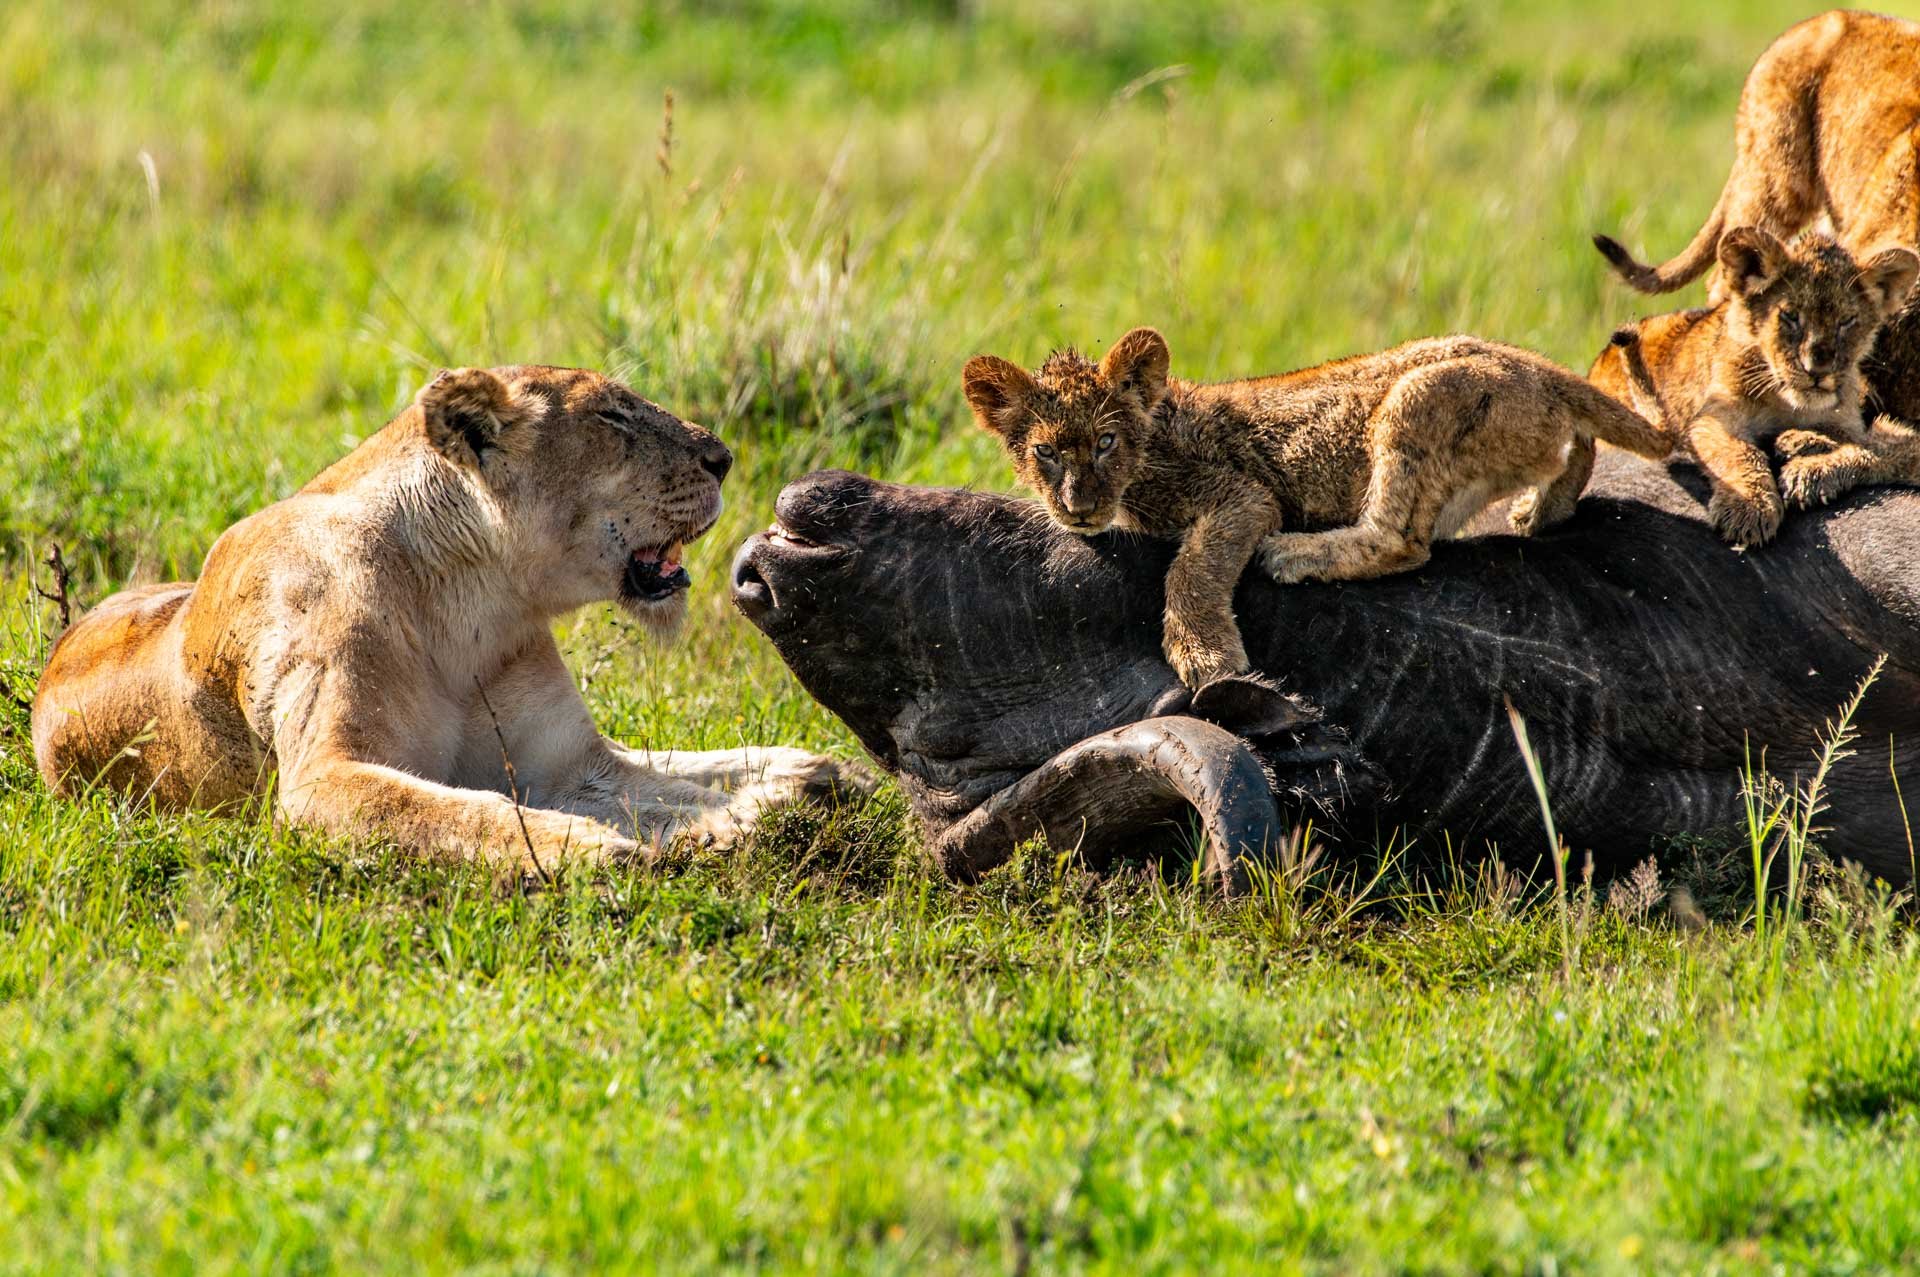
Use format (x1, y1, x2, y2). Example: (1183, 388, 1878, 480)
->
(1779, 455, 1855, 510)
(1707, 484, 1784, 549)
(1773, 428, 1842, 461)
(1164, 629, 1250, 690)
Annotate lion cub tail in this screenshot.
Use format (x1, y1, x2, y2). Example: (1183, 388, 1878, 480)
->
(1560, 364, 1672, 460)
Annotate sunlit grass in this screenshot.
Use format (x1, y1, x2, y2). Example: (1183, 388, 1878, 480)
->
(6, 1, 1920, 1270)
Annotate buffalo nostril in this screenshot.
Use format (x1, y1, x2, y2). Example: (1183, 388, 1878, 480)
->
(702, 447, 733, 482)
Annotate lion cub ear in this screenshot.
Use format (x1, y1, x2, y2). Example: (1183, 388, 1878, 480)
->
(417, 368, 539, 465)
(962, 355, 1038, 438)
(1859, 245, 1920, 318)
(1100, 327, 1170, 412)
(1718, 227, 1787, 298)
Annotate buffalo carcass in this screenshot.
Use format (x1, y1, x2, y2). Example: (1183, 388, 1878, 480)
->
(731, 456, 1920, 890)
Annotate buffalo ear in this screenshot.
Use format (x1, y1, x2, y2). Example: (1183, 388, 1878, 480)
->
(1100, 326, 1171, 412)
(1859, 245, 1920, 317)
(1718, 226, 1786, 299)
(1189, 674, 1319, 739)
(418, 367, 539, 465)
(962, 355, 1038, 438)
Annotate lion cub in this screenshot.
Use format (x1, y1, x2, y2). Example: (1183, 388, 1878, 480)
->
(1592, 228, 1919, 546)
(964, 328, 1671, 687)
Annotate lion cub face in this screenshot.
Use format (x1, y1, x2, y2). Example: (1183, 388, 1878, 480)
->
(962, 328, 1170, 533)
(1718, 228, 1919, 413)
(415, 366, 732, 633)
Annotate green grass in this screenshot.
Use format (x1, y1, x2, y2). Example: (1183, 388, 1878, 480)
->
(8, 1, 1920, 1270)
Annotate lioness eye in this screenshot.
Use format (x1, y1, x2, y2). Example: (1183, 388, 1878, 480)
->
(1780, 311, 1801, 330)
(1097, 433, 1116, 453)
(1838, 317, 1856, 332)
(1033, 443, 1056, 461)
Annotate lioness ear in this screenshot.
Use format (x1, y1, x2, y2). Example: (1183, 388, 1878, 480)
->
(1100, 326, 1170, 411)
(962, 355, 1038, 438)
(1189, 674, 1319, 740)
(417, 367, 538, 465)
(1859, 246, 1920, 317)
(1718, 227, 1786, 298)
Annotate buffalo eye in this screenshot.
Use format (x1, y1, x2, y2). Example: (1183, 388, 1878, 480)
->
(1096, 432, 1116, 455)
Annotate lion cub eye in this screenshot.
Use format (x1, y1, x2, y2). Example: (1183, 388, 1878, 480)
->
(1032, 443, 1058, 461)
(1837, 316, 1857, 334)
(1096, 432, 1116, 454)
(1779, 311, 1802, 332)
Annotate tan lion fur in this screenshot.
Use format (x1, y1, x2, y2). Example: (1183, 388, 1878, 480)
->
(965, 328, 1670, 687)
(33, 365, 867, 874)
(1593, 10, 1920, 303)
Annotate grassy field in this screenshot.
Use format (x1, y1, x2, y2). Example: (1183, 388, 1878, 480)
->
(7, 1, 1920, 1270)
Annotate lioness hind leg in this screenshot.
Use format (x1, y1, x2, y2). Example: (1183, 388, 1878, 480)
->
(1510, 435, 1596, 535)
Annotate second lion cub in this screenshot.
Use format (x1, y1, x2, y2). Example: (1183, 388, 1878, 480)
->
(964, 329, 1671, 687)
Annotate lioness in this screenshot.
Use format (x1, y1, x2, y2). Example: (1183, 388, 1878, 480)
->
(32, 365, 866, 873)
(963, 328, 1670, 687)
(1591, 228, 1919, 545)
(1592, 9, 1920, 303)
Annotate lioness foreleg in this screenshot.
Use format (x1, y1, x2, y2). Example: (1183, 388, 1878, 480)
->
(276, 756, 639, 875)
(615, 745, 875, 801)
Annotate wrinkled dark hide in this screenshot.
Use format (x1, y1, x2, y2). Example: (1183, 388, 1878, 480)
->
(734, 455, 1920, 886)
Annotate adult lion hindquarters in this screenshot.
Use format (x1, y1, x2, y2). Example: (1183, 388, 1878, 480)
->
(1592, 9, 1920, 300)
(33, 365, 867, 873)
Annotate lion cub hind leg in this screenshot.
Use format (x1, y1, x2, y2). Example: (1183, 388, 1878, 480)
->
(1510, 434, 1596, 536)
(1263, 362, 1515, 585)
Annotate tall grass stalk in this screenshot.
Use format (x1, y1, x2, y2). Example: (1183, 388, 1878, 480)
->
(1505, 696, 1574, 982)
(1742, 655, 1885, 953)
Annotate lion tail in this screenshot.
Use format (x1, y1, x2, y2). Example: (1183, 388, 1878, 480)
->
(1561, 361, 1672, 459)
(1592, 183, 1729, 295)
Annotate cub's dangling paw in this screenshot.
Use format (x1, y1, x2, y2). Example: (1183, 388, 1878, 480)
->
(1164, 630, 1251, 691)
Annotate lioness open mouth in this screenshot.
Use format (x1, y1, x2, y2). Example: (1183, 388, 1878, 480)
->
(622, 541, 690, 603)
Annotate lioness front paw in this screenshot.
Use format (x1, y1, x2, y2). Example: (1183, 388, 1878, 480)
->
(513, 817, 644, 879)
(1707, 485, 1783, 548)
